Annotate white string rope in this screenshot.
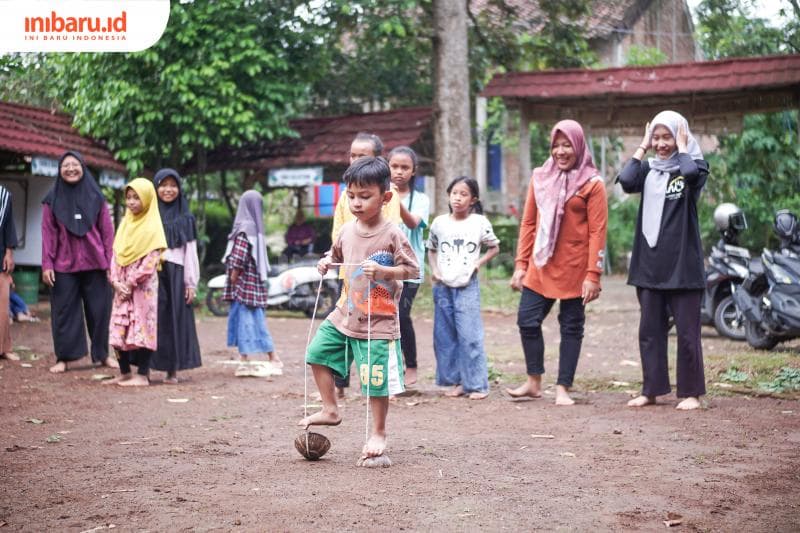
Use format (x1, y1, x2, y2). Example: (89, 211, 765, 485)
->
(365, 279, 372, 445)
(302, 275, 326, 454)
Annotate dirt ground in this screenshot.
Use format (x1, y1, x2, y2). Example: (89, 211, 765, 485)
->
(1, 277, 799, 532)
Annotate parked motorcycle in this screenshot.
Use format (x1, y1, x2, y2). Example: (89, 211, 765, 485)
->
(732, 209, 800, 350)
(206, 258, 339, 318)
(701, 203, 750, 340)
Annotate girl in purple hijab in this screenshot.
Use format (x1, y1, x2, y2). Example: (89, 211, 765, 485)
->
(222, 190, 280, 376)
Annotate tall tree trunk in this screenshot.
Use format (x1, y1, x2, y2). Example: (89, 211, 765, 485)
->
(432, 0, 471, 216)
(195, 146, 208, 266)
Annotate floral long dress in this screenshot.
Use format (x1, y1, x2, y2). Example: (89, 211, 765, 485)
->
(109, 250, 160, 351)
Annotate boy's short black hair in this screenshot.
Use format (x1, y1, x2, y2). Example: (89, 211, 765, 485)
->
(343, 157, 391, 193)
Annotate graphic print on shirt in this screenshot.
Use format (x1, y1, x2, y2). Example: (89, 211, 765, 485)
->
(439, 231, 479, 270)
(665, 175, 685, 201)
(348, 250, 397, 317)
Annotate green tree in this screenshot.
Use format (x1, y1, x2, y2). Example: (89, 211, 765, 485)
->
(695, 0, 800, 250)
(48, 0, 338, 257)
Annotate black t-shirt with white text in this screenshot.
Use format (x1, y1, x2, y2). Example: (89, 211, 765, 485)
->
(617, 154, 709, 290)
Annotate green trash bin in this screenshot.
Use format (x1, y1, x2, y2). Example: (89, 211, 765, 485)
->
(12, 269, 40, 305)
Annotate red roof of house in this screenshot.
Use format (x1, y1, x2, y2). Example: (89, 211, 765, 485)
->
(0, 100, 126, 172)
(482, 54, 800, 100)
(202, 106, 433, 172)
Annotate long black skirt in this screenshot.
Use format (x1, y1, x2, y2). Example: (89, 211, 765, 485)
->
(150, 262, 202, 372)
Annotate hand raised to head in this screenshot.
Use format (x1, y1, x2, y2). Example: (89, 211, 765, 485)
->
(676, 122, 689, 152)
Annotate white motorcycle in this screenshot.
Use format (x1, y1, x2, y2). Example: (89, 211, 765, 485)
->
(205, 259, 339, 318)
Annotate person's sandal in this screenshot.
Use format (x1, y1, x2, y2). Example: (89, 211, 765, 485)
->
(234, 364, 251, 377)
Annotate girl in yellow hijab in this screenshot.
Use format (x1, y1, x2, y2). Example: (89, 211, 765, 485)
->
(105, 178, 167, 386)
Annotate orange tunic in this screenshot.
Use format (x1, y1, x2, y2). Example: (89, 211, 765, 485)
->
(514, 176, 608, 299)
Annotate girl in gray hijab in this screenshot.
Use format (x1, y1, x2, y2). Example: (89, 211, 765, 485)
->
(617, 110, 709, 411)
(222, 190, 281, 377)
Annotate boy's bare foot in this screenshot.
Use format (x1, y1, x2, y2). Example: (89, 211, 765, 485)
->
(298, 410, 342, 429)
(468, 391, 489, 400)
(627, 395, 656, 407)
(336, 386, 346, 399)
(102, 374, 132, 385)
(676, 397, 701, 410)
(405, 367, 417, 386)
(362, 434, 387, 458)
(163, 375, 179, 385)
(49, 361, 68, 373)
(1, 352, 20, 361)
(505, 383, 542, 399)
(555, 385, 575, 406)
(118, 374, 149, 387)
(102, 357, 119, 369)
(444, 385, 464, 397)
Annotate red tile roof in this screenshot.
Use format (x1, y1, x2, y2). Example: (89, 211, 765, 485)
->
(0, 100, 126, 172)
(202, 106, 433, 172)
(482, 54, 800, 100)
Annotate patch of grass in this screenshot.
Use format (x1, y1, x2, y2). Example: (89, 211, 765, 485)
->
(758, 367, 800, 393)
(707, 351, 800, 398)
(413, 276, 520, 317)
(718, 366, 749, 383)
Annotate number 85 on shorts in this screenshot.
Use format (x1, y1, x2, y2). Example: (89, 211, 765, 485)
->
(352, 338, 405, 397)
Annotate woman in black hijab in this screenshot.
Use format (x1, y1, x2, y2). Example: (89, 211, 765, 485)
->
(149, 168, 202, 383)
(42, 151, 116, 373)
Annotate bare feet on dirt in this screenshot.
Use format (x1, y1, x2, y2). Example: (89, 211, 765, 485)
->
(118, 375, 149, 387)
(627, 395, 656, 407)
(102, 357, 119, 369)
(444, 385, 464, 397)
(555, 385, 575, 406)
(336, 386, 346, 399)
(676, 397, 701, 410)
(505, 376, 542, 399)
(405, 367, 417, 386)
(362, 433, 387, 458)
(468, 391, 489, 400)
(163, 373, 179, 385)
(268, 352, 283, 368)
(102, 374, 132, 385)
(298, 409, 342, 429)
(1, 352, 20, 361)
(49, 361, 67, 373)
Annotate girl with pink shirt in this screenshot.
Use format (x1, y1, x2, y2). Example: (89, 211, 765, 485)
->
(105, 178, 167, 386)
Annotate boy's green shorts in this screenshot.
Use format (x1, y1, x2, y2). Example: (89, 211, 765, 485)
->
(306, 320, 405, 397)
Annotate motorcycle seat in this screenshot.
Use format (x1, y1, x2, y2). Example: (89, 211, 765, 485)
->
(749, 258, 764, 275)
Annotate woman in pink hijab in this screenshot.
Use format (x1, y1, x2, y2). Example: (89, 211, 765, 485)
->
(507, 119, 608, 406)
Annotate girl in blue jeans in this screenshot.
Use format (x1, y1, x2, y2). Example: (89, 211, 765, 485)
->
(427, 177, 499, 399)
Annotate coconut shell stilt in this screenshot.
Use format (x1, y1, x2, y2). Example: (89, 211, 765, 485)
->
(295, 432, 331, 461)
(357, 454, 392, 468)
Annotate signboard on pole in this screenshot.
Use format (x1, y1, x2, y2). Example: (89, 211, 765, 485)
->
(267, 167, 323, 188)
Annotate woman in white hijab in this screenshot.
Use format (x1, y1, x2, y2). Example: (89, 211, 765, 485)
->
(617, 110, 709, 411)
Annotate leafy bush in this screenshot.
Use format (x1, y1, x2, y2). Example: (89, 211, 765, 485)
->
(606, 197, 639, 273)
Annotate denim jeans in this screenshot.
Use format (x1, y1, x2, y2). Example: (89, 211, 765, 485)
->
(517, 288, 585, 387)
(399, 282, 420, 369)
(433, 276, 489, 394)
(227, 301, 274, 355)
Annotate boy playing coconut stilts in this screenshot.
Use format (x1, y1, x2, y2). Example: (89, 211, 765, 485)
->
(299, 157, 418, 460)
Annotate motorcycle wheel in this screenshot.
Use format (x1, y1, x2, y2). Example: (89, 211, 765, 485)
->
(744, 319, 779, 351)
(713, 295, 746, 341)
(206, 288, 230, 317)
(304, 281, 338, 319)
